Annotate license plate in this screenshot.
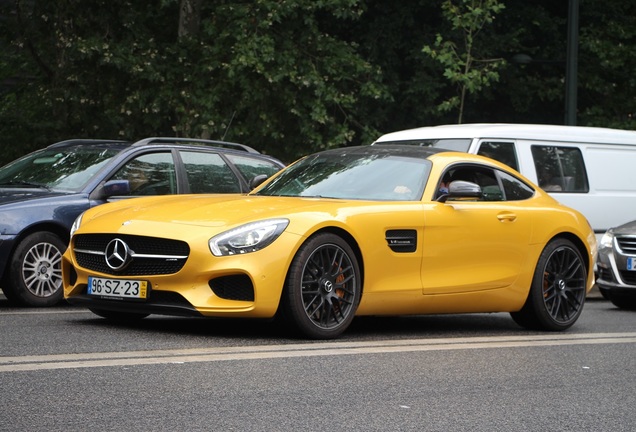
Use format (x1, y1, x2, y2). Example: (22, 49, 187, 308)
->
(628, 257, 636, 271)
(87, 276, 148, 299)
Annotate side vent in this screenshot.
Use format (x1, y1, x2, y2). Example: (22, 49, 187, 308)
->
(386, 229, 417, 253)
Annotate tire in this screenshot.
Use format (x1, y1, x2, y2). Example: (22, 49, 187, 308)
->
(3, 232, 66, 307)
(88, 308, 150, 321)
(608, 293, 636, 310)
(280, 233, 361, 339)
(511, 238, 587, 331)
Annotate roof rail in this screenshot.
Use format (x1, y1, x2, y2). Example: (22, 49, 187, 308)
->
(47, 139, 129, 149)
(131, 137, 260, 154)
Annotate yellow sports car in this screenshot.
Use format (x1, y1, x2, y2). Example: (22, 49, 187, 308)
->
(63, 145, 596, 339)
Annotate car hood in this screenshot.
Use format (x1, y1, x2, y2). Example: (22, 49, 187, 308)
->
(612, 219, 636, 235)
(78, 194, 358, 236)
(0, 188, 72, 206)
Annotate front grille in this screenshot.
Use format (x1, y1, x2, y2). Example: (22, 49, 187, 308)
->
(74, 233, 189, 276)
(619, 271, 636, 285)
(617, 235, 636, 254)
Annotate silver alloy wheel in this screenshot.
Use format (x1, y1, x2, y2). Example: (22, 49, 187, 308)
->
(21, 241, 63, 298)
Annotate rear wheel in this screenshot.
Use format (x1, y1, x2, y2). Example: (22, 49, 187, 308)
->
(280, 233, 361, 339)
(3, 232, 66, 307)
(511, 238, 587, 331)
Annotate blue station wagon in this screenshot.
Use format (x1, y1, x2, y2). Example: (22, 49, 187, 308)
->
(0, 137, 284, 307)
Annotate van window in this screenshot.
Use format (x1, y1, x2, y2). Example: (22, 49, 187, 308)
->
(477, 141, 519, 171)
(375, 138, 472, 152)
(531, 145, 589, 193)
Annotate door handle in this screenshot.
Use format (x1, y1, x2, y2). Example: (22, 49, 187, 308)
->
(497, 212, 517, 222)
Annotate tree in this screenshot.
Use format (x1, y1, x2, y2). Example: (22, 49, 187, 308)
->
(0, 0, 388, 163)
(1, 0, 635, 166)
(422, 0, 506, 124)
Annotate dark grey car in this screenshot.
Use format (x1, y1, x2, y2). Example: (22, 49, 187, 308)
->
(0, 137, 284, 307)
(597, 219, 636, 309)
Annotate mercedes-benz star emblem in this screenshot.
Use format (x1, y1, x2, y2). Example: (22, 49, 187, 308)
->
(105, 238, 131, 270)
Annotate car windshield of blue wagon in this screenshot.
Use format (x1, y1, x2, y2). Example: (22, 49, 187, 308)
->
(0, 146, 120, 192)
(255, 151, 432, 201)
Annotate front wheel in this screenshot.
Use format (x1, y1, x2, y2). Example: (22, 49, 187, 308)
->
(3, 232, 66, 307)
(511, 238, 587, 331)
(280, 233, 361, 339)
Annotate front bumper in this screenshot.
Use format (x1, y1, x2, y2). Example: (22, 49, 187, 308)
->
(596, 252, 636, 292)
(63, 231, 300, 318)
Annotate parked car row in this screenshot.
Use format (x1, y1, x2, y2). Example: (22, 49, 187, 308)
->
(0, 137, 285, 307)
(2, 125, 634, 339)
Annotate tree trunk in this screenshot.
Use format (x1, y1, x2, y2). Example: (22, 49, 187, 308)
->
(178, 0, 203, 38)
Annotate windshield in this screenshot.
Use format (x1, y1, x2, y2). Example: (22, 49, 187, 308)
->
(255, 151, 432, 201)
(0, 146, 122, 192)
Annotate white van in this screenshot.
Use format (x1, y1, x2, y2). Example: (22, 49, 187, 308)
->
(374, 123, 636, 241)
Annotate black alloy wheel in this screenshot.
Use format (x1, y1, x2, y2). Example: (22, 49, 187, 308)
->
(281, 233, 361, 339)
(511, 238, 587, 331)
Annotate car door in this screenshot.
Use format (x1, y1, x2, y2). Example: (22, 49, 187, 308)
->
(421, 164, 535, 294)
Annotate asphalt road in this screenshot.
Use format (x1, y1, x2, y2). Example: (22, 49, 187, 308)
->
(0, 291, 634, 432)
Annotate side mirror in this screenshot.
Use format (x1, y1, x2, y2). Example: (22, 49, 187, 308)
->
(102, 179, 131, 197)
(438, 180, 482, 202)
(249, 174, 269, 190)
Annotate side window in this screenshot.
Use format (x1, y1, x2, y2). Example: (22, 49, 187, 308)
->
(110, 152, 176, 196)
(498, 171, 534, 201)
(442, 165, 503, 202)
(477, 141, 519, 171)
(180, 151, 241, 193)
(225, 154, 282, 182)
(531, 145, 589, 193)
(441, 165, 533, 202)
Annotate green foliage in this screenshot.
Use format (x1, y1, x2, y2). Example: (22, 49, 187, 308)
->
(422, 0, 506, 123)
(0, 0, 635, 166)
(0, 0, 387, 163)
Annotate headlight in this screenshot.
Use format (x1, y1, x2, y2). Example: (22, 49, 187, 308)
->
(209, 218, 289, 256)
(599, 229, 614, 249)
(70, 213, 84, 237)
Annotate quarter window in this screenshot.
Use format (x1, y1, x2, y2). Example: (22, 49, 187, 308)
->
(225, 154, 282, 182)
